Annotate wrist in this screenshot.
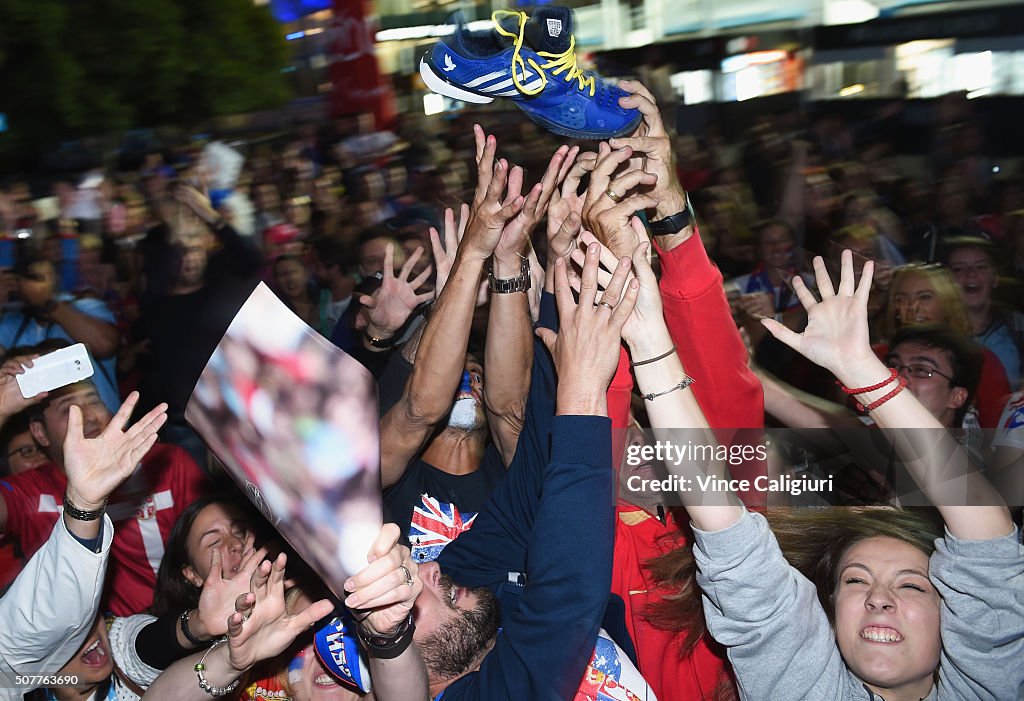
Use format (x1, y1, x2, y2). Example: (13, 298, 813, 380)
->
(65, 487, 106, 514)
(188, 609, 214, 642)
(364, 323, 396, 340)
(555, 383, 608, 416)
(833, 356, 889, 390)
(492, 252, 525, 277)
(624, 321, 672, 355)
(653, 186, 687, 221)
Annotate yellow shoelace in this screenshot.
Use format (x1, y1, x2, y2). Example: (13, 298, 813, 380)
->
(492, 9, 596, 98)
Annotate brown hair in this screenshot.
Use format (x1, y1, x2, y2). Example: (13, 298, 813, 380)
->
(645, 507, 943, 699)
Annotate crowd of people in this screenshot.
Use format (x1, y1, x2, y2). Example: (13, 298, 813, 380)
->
(0, 76, 1022, 701)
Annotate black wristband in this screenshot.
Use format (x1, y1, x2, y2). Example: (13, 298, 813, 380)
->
(180, 609, 209, 648)
(364, 330, 398, 349)
(648, 194, 693, 236)
(63, 493, 107, 521)
(357, 613, 415, 659)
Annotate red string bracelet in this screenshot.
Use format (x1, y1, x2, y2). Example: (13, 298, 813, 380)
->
(837, 368, 898, 395)
(855, 376, 908, 413)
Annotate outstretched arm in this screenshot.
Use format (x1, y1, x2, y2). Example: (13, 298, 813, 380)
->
(379, 135, 524, 488)
(763, 251, 1014, 540)
(485, 134, 576, 466)
(143, 554, 332, 701)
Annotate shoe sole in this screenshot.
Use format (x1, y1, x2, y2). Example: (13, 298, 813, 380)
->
(420, 56, 494, 105)
(420, 55, 641, 140)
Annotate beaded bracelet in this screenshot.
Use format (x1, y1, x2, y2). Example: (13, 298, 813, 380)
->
(195, 638, 241, 697)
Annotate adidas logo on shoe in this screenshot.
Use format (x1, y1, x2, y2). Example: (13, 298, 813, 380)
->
(418, 7, 640, 140)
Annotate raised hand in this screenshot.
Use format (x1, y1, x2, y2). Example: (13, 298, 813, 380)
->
(571, 226, 660, 347)
(175, 184, 219, 225)
(581, 143, 658, 259)
(342, 524, 422, 636)
(536, 244, 638, 415)
(461, 129, 525, 261)
(495, 143, 578, 264)
(761, 250, 876, 381)
(360, 243, 434, 339)
(63, 391, 168, 511)
(195, 540, 268, 639)
(226, 553, 334, 674)
(0, 355, 47, 423)
(609, 80, 689, 223)
(429, 204, 469, 296)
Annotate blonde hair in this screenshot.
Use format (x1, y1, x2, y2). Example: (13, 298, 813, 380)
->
(884, 263, 971, 339)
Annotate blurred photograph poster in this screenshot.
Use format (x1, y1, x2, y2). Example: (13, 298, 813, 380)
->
(186, 283, 381, 593)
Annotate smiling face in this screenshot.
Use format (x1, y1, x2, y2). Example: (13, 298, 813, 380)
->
(30, 384, 111, 468)
(947, 246, 996, 312)
(758, 224, 796, 271)
(891, 273, 945, 326)
(833, 536, 941, 700)
(412, 561, 500, 683)
(275, 257, 310, 301)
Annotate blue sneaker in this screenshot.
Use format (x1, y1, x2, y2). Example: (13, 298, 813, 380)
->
(420, 8, 641, 140)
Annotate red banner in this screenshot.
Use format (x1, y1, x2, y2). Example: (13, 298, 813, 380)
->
(327, 0, 396, 129)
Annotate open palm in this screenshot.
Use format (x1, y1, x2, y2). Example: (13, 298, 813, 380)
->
(361, 243, 433, 337)
(227, 553, 334, 673)
(761, 251, 876, 378)
(63, 391, 168, 511)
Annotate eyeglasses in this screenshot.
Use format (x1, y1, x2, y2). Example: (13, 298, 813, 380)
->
(885, 362, 954, 382)
(7, 444, 42, 460)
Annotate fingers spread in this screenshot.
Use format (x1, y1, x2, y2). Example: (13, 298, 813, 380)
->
(107, 391, 141, 435)
(812, 256, 835, 298)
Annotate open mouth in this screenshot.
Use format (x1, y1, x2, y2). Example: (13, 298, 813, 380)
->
(860, 626, 903, 643)
(313, 674, 338, 687)
(81, 637, 107, 666)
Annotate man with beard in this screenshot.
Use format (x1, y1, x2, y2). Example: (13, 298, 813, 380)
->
(342, 239, 638, 700)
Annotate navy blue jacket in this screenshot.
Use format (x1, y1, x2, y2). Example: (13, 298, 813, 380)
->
(435, 293, 616, 700)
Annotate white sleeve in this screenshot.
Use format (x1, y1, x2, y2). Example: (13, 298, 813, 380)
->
(0, 515, 114, 692)
(109, 614, 163, 688)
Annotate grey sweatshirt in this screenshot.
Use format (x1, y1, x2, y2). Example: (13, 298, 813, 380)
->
(691, 510, 1024, 701)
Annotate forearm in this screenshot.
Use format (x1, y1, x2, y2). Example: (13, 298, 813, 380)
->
(142, 644, 242, 701)
(628, 322, 744, 533)
(49, 303, 119, 359)
(759, 367, 861, 430)
(367, 644, 430, 701)
(0, 515, 112, 677)
(402, 253, 485, 422)
(484, 254, 533, 461)
(134, 611, 209, 670)
(837, 357, 1014, 539)
(658, 233, 764, 430)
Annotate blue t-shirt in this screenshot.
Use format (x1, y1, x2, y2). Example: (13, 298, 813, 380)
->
(0, 297, 120, 412)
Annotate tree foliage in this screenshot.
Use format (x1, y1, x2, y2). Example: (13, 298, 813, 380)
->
(0, 0, 290, 165)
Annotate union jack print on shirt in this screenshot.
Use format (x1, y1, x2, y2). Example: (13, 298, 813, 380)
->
(409, 494, 477, 563)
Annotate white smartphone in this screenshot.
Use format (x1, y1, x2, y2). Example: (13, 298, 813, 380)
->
(16, 343, 95, 399)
